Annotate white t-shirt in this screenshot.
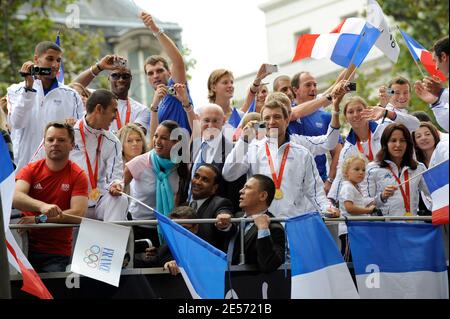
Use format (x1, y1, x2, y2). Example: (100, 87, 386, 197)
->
(126, 152, 179, 220)
(338, 181, 374, 236)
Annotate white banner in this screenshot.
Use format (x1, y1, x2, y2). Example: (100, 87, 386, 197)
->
(71, 218, 130, 287)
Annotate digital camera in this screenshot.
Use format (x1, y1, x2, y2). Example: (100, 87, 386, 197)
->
(167, 86, 176, 95)
(346, 82, 357, 91)
(386, 88, 395, 96)
(257, 121, 267, 129)
(113, 58, 127, 68)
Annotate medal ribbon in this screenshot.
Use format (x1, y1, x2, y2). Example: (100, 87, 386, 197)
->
(356, 127, 374, 161)
(387, 166, 411, 214)
(265, 143, 290, 191)
(116, 98, 131, 129)
(79, 120, 102, 190)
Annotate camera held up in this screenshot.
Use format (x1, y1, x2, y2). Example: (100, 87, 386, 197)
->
(19, 65, 52, 77)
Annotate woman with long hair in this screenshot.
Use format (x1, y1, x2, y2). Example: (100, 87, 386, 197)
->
(365, 123, 429, 216)
(124, 120, 189, 247)
(327, 96, 420, 204)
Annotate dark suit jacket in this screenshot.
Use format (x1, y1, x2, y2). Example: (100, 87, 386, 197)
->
(226, 211, 286, 273)
(191, 135, 246, 212)
(196, 195, 234, 250)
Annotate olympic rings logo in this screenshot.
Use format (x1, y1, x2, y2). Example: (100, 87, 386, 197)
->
(84, 245, 101, 268)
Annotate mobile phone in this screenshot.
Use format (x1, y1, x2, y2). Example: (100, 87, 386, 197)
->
(346, 82, 357, 91)
(264, 64, 278, 74)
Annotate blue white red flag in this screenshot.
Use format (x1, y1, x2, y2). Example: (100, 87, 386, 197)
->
(348, 221, 448, 299)
(1, 135, 53, 299)
(286, 213, 359, 299)
(399, 30, 447, 82)
(292, 18, 381, 68)
(155, 211, 227, 299)
(423, 160, 449, 225)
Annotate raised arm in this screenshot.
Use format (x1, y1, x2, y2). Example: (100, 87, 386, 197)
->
(140, 11, 186, 84)
(241, 64, 273, 113)
(72, 54, 125, 88)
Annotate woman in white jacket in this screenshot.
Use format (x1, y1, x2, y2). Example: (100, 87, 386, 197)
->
(328, 96, 420, 203)
(365, 123, 429, 216)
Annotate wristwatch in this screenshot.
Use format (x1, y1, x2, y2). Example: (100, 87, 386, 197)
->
(35, 214, 48, 224)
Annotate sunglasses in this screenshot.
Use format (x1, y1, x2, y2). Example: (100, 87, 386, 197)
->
(110, 73, 132, 80)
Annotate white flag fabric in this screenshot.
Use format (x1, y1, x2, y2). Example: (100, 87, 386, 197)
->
(71, 218, 130, 287)
(366, 0, 400, 62)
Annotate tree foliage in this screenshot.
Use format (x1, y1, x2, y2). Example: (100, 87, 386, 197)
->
(0, 0, 104, 95)
(355, 0, 449, 122)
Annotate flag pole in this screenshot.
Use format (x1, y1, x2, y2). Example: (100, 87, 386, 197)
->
(345, 29, 384, 81)
(121, 192, 157, 213)
(0, 195, 12, 299)
(398, 160, 448, 187)
(397, 26, 426, 78)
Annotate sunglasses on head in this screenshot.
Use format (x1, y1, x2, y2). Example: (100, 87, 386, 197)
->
(110, 73, 132, 80)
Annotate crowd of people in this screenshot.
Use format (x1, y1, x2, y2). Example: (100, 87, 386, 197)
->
(1, 11, 448, 275)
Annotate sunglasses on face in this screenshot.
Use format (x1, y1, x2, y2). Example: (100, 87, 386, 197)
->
(110, 73, 132, 80)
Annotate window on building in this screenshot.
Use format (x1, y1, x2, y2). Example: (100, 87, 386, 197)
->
(294, 28, 311, 46)
(128, 49, 154, 105)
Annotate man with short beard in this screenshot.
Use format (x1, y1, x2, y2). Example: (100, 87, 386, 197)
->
(13, 122, 88, 272)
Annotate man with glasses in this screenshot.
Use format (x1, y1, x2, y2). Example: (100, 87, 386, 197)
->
(73, 56, 151, 135)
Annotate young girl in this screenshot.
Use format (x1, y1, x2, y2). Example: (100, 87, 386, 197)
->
(338, 155, 377, 260)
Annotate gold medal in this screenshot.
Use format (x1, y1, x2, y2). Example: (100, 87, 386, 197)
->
(274, 189, 283, 200)
(404, 211, 413, 217)
(89, 188, 101, 201)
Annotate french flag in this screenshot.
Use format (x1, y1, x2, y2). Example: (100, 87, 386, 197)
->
(155, 210, 227, 299)
(1, 135, 53, 299)
(348, 221, 448, 299)
(292, 18, 381, 68)
(286, 213, 359, 299)
(423, 160, 449, 225)
(399, 30, 447, 82)
(228, 107, 242, 128)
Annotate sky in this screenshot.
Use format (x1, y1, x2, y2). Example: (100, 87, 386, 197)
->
(133, 0, 268, 107)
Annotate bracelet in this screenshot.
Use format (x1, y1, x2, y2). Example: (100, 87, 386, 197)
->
(325, 94, 332, 102)
(326, 177, 334, 183)
(252, 82, 260, 87)
(183, 102, 193, 112)
(96, 63, 103, 72)
(331, 110, 340, 116)
(89, 66, 97, 77)
(152, 28, 165, 37)
(249, 87, 257, 95)
(150, 104, 159, 112)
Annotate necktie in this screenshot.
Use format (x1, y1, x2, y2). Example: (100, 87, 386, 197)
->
(193, 141, 208, 174)
(190, 201, 198, 211)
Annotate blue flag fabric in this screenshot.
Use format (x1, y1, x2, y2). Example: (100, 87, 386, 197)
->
(55, 34, 64, 84)
(228, 107, 242, 128)
(155, 211, 227, 299)
(331, 22, 381, 68)
(348, 221, 448, 298)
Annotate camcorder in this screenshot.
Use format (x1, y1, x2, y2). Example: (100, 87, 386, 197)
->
(346, 82, 357, 91)
(19, 65, 52, 77)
